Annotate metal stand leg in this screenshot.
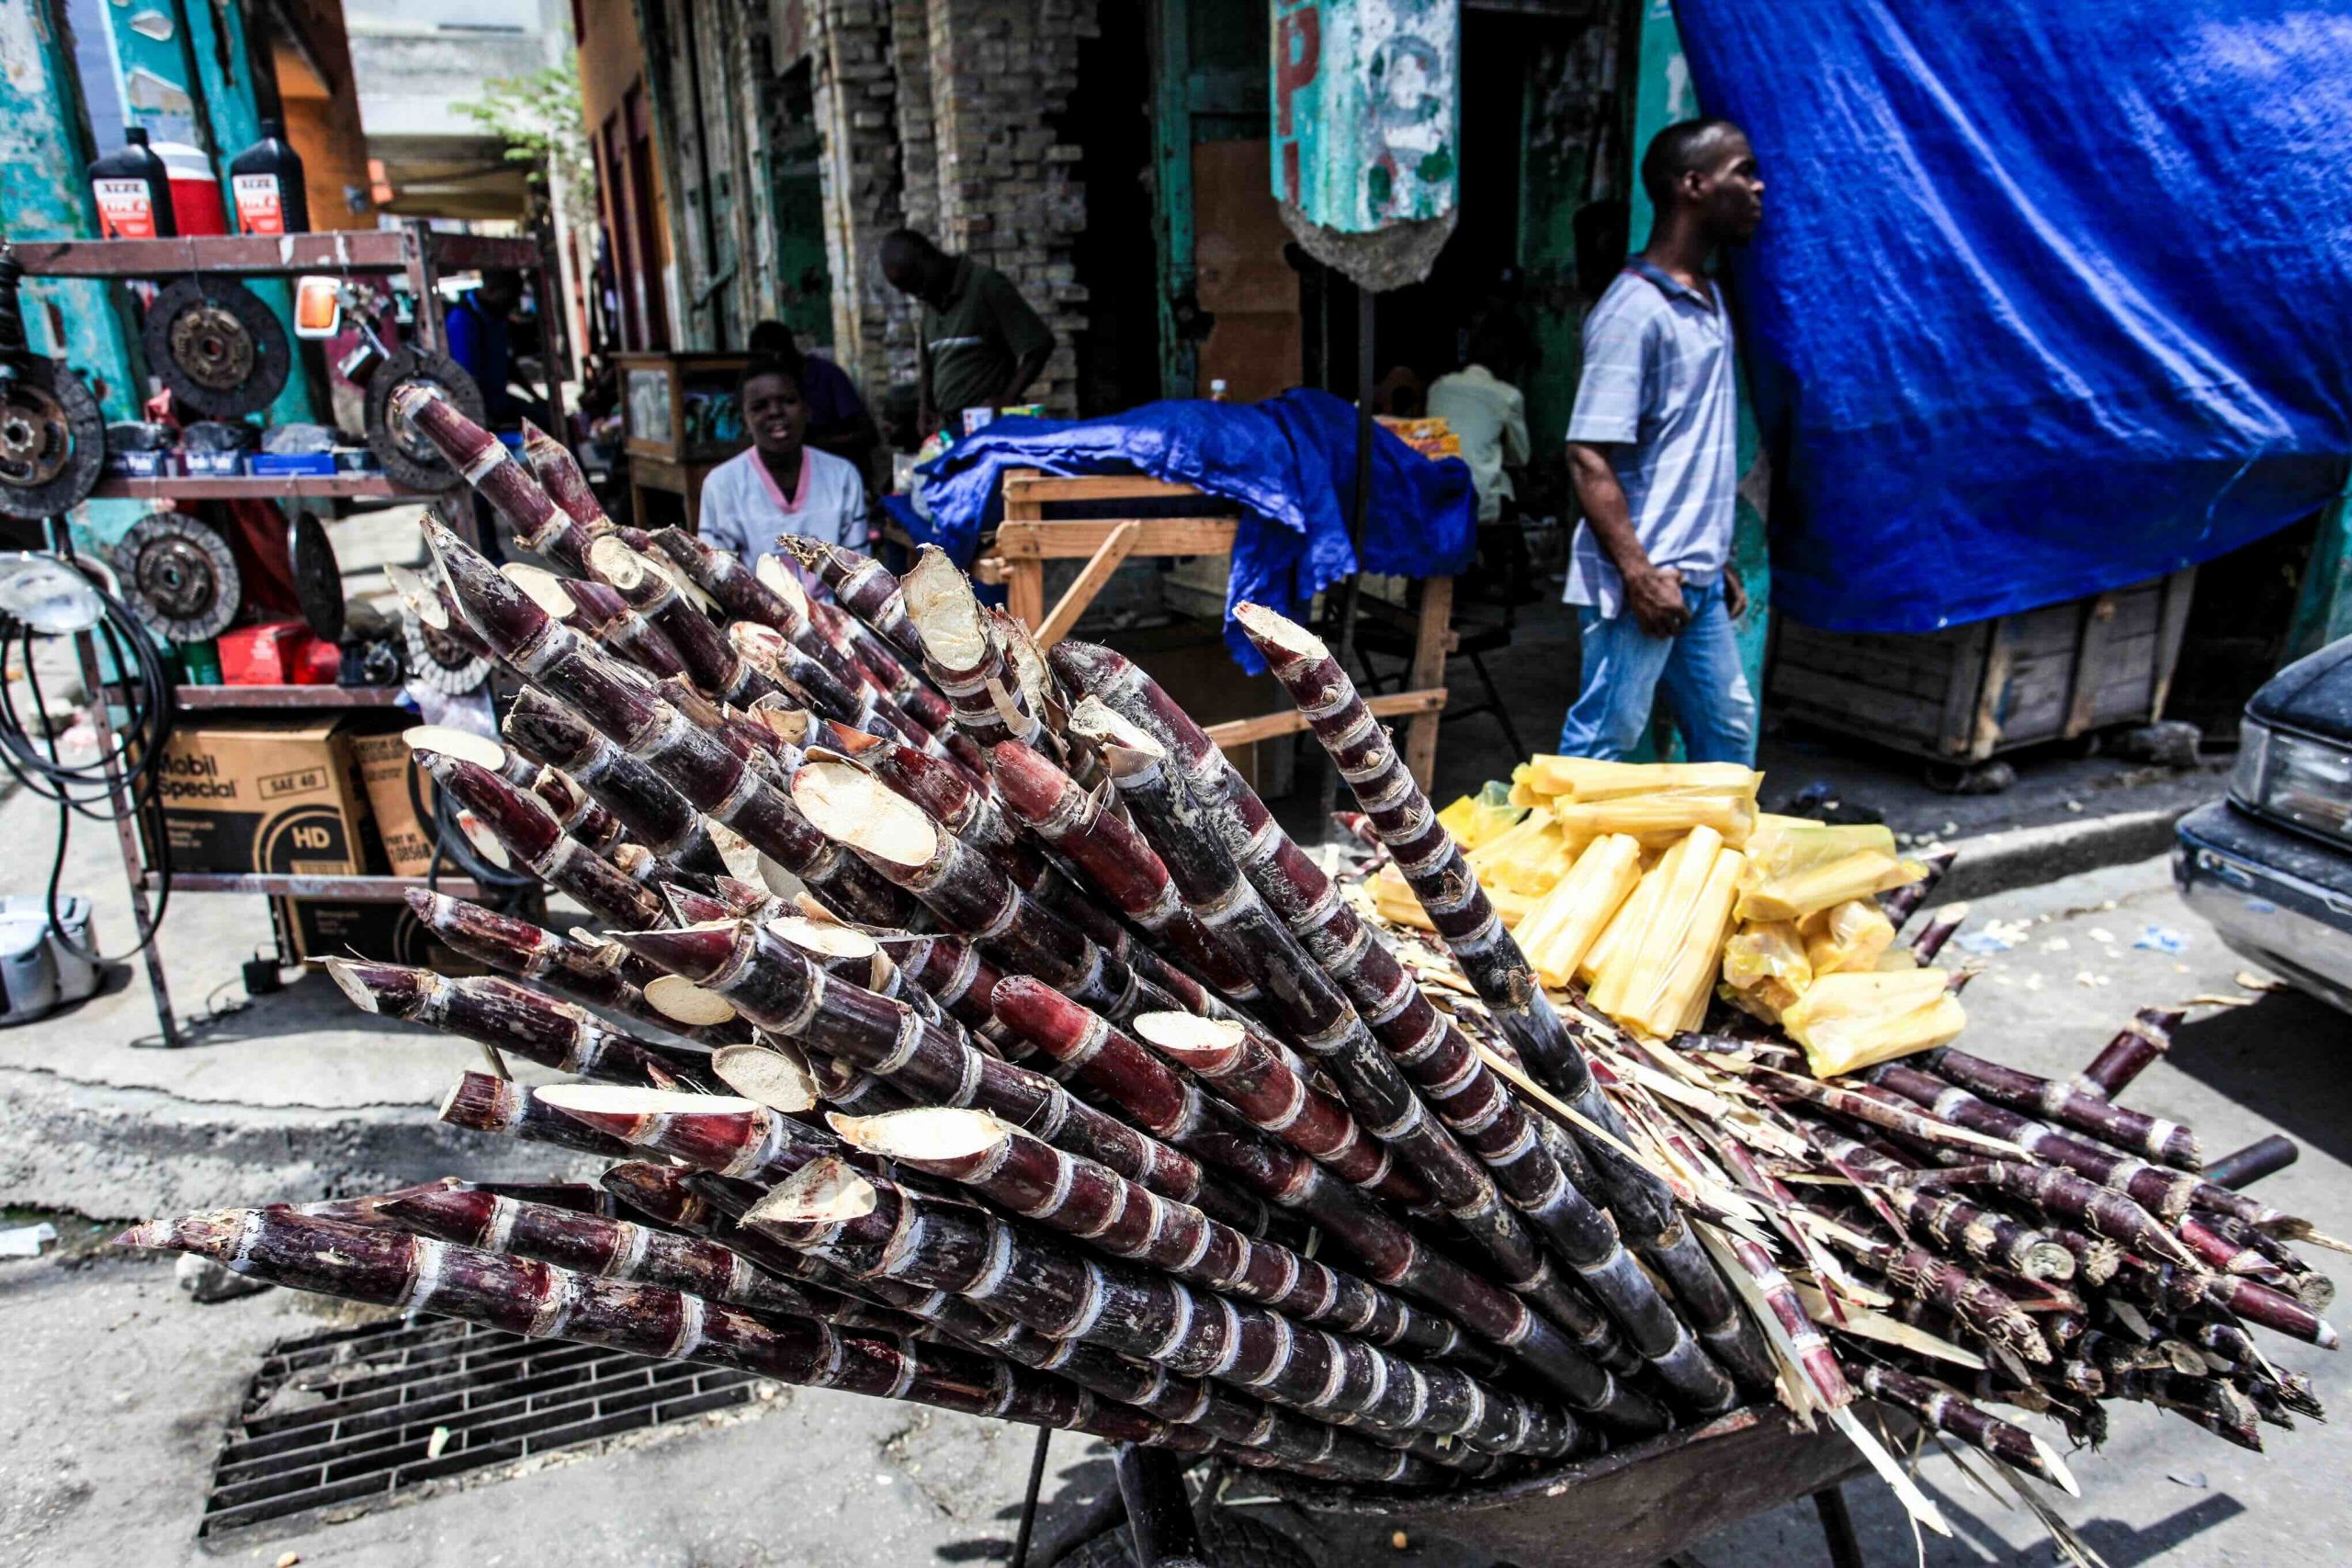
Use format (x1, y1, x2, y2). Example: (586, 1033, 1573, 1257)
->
(1114, 1443, 1210, 1568)
(1812, 1483, 1865, 1568)
(69, 622, 179, 1047)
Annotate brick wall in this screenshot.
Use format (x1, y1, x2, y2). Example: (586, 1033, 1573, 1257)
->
(808, 0, 908, 394)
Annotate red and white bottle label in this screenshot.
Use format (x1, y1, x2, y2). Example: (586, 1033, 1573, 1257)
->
(233, 174, 285, 235)
(95, 178, 158, 240)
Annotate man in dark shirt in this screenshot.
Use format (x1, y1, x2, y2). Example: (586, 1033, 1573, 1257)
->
(880, 230, 1054, 434)
(444, 269, 523, 426)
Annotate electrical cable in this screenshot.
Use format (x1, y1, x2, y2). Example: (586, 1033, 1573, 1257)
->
(406, 737, 537, 907)
(0, 567, 179, 964)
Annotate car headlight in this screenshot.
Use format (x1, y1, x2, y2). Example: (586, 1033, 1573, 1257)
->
(2235, 718, 2352, 842)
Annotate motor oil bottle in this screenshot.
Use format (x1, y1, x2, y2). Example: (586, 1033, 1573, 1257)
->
(88, 128, 176, 240)
(230, 120, 309, 236)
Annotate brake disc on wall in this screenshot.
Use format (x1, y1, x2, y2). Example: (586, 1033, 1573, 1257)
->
(0, 358, 107, 521)
(365, 349, 483, 492)
(114, 511, 241, 642)
(288, 510, 345, 642)
(143, 276, 290, 420)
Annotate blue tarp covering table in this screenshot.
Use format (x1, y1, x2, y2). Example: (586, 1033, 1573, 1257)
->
(907, 389, 1478, 671)
(1676, 0, 2352, 633)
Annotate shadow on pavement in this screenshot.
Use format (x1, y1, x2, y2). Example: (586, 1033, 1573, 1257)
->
(943, 1451, 1121, 1564)
(2163, 988, 2352, 1169)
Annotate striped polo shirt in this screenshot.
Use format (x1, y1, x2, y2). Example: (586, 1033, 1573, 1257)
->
(1562, 260, 1740, 617)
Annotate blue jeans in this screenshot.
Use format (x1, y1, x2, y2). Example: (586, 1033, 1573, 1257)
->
(1557, 578, 1758, 763)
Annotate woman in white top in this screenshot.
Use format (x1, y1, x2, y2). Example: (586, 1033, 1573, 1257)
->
(696, 358, 870, 579)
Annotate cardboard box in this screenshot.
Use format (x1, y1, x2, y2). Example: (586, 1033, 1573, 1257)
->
(350, 730, 435, 877)
(150, 716, 371, 875)
(277, 897, 486, 973)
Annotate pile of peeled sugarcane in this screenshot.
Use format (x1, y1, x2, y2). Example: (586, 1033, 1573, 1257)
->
(119, 388, 2335, 1539)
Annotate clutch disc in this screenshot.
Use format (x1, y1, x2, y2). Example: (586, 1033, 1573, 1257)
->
(144, 277, 290, 419)
(288, 510, 345, 642)
(115, 511, 241, 642)
(400, 599, 491, 695)
(0, 358, 107, 520)
(366, 348, 484, 492)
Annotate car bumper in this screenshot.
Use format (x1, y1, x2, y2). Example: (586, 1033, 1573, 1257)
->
(2175, 800, 2352, 1015)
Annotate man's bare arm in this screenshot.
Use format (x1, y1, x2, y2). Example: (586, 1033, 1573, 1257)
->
(1567, 441, 1690, 637)
(996, 345, 1051, 407)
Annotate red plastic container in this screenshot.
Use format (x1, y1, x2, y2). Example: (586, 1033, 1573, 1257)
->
(153, 141, 229, 237)
(219, 622, 313, 685)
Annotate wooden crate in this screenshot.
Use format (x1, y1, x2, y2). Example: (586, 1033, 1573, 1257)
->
(1769, 570, 2197, 761)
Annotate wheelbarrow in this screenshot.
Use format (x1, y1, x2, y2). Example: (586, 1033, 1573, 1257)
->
(1033, 1404, 1906, 1567)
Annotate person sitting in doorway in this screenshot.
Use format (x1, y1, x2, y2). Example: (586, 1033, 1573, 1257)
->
(696, 357, 869, 581)
(879, 230, 1055, 437)
(746, 320, 879, 479)
(444, 269, 525, 428)
(1556, 118, 1765, 764)
(1427, 316, 1532, 525)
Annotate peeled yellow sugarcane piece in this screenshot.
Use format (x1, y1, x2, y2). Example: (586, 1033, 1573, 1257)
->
(1724, 919, 1812, 993)
(1437, 788, 1526, 852)
(1550, 793, 1756, 849)
(1782, 968, 1966, 1077)
(1525, 756, 1760, 802)
(1580, 851, 1665, 990)
(1802, 898, 1898, 976)
(1621, 846, 1747, 1039)
(1518, 834, 1644, 987)
(1464, 809, 1584, 897)
(1736, 848, 1925, 923)
(1722, 975, 1804, 1024)
(1590, 828, 1720, 1020)
(1370, 866, 1435, 931)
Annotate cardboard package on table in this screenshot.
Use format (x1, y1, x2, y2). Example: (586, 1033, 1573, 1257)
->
(349, 730, 435, 877)
(148, 716, 375, 875)
(275, 896, 486, 973)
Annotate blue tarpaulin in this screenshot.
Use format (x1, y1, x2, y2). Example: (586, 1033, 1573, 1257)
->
(1675, 0, 2352, 632)
(908, 389, 1478, 671)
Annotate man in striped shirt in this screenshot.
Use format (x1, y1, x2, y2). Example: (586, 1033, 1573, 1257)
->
(1557, 118, 1766, 762)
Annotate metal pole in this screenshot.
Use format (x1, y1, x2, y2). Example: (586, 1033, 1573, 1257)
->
(1010, 1425, 1051, 1568)
(1317, 284, 1376, 830)
(1812, 1483, 1866, 1568)
(1114, 1442, 1210, 1568)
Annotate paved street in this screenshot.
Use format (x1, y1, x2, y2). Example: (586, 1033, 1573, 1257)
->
(4, 852, 2345, 1567)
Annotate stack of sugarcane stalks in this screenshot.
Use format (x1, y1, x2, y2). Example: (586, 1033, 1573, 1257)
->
(117, 393, 2334, 1539)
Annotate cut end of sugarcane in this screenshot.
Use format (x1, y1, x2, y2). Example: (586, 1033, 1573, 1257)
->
(712, 1043, 820, 1114)
(757, 852, 809, 901)
(767, 913, 876, 961)
(587, 534, 660, 592)
(402, 725, 509, 774)
(903, 546, 989, 671)
(2022, 1240, 2077, 1282)
(729, 620, 791, 669)
(791, 759, 941, 867)
(821, 721, 887, 758)
(644, 974, 740, 1027)
(384, 561, 450, 627)
(605, 920, 750, 985)
(599, 1159, 696, 1224)
(755, 553, 811, 619)
(119, 1207, 248, 1260)
(1231, 601, 1327, 661)
(1067, 695, 1165, 773)
(828, 1105, 1011, 1164)
(1132, 1010, 1245, 1062)
(751, 1157, 876, 1226)
(500, 561, 578, 620)
(2030, 1436, 2081, 1497)
(325, 956, 435, 1016)
(438, 1068, 517, 1128)
(536, 1082, 756, 1133)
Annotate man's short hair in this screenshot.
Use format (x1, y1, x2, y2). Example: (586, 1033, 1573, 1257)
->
(1639, 118, 1745, 209)
(880, 230, 937, 270)
(738, 355, 802, 397)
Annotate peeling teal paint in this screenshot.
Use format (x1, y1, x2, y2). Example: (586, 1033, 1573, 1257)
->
(1270, 0, 1459, 235)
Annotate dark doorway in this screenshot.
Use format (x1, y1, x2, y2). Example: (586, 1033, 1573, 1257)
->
(1063, 6, 1163, 415)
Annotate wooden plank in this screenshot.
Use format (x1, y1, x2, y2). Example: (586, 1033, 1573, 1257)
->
(1001, 473, 1209, 504)
(1035, 521, 1142, 645)
(2064, 592, 2122, 738)
(1403, 576, 1455, 790)
(1001, 468, 1047, 522)
(1204, 687, 1447, 750)
(994, 517, 1239, 559)
(10, 232, 416, 277)
(1005, 559, 1047, 631)
(93, 474, 407, 502)
(2151, 565, 2199, 718)
(1772, 666, 1947, 744)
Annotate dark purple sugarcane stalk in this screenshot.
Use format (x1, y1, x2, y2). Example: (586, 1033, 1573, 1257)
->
(1751, 1062, 2032, 1161)
(122, 1210, 1218, 1462)
(1808, 1124, 2075, 1280)
(356, 1180, 917, 1333)
(563, 577, 693, 682)
(608, 920, 1279, 1239)
(903, 547, 1043, 750)
(1130, 1011, 1421, 1204)
(520, 420, 617, 547)
(503, 687, 727, 874)
(588, 537, 787, 709)
(1142, 615, 1779, 1395)
(393, 387, 582, 565)
(1880, 849, 1956, 931)
(413, 748, 668, 930)
(2110, 1368, 2267, 1451)
(842, 1108, 1465, 1366)
(1907, 906, 1967, 964)
(2198, 1211, 2333, 1310)
(402, 889, 744, 1046)
(657, 675, 796, 782)
(2072, 1007, 2186, 1100)
(787, 536, 926, 666)
(830, 608, 958, 736)
(537, 1083, 845, 1185)
(824, 725, 1044, 886)
(987, 981, 1669, 1421)
(424, 517, 910, 926)
(1070, 700, 1669, 1390)
(2206, 1134, 2300, 1191)
(328, 961, 679, 1084)
(438, 1067, 635, 1158)
(749, 1159, 1604, 1454)
(1918, 1160, 2199, 1270)
(1911, 1043, 2201, 1169)
(647, 1168, 1455, 1485)
(786, 761, 1167, 1027)
(387, 564, 493, 662)
(1723, 1231, 1853, 1410)
(874, 934, 1003, 1033)
(990, 738, 1262, 1003)
(527, 763, 631, 854)
(729, 619, 870, 725)
(1857, 1367, 2076, 1492)
(761, 920, 1003, 1067)
(1833, 1227, 2053, 1365)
